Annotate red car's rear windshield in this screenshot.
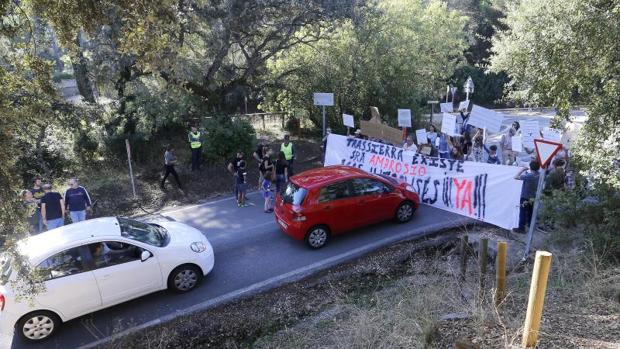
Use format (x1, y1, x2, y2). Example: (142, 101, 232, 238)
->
(282, 182, 308, 206)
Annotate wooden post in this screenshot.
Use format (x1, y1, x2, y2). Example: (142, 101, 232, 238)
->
(460, 235, 469, 280)
(495, 241, 507, 306)
(522, 251, 553, 348)
(479, 238, 489, 289)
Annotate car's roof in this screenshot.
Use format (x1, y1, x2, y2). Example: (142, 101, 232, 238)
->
(18, 217, 122, 263)
(291, 166, 370, 189)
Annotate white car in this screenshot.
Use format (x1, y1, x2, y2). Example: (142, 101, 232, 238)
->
(0, 217, 214, 342)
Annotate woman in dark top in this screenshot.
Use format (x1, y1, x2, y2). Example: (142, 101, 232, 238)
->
(260, 148, 274, 180)
(460, 132, 472, 159)
(275, 151, 289, 194)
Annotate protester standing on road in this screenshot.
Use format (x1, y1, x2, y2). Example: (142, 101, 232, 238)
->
(262, 170, 274, 213)
(403, 135, 418, 152)
(64, 177, 92, 223)
(280, 134, 296, 176)
(30, 176, 45, 233)
(227, 151, 245, 196)
(236, 159, 248, 207)
(41, 183, 65, 230)
(427, 125, 438, 156)
(500, 121, 520, 165)
(514, 160, 540, 233)
(161, 146, 183, 190)
(188, 125, 203, 171)
(260, 148, 274, 182)
(275, 151, 289, 193)
(21, 190, 39, 234)
(253, 139, 268, 188)
(471, 128, 484, 162)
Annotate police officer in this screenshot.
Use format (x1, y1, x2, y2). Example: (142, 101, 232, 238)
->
(188, 125, 203, 171)
(280, 134, 296, 176)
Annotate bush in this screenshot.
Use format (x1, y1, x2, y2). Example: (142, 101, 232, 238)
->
(202, 116, 256, 165)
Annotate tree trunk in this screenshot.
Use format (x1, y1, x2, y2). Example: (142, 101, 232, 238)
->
(72, 33, 96, 103)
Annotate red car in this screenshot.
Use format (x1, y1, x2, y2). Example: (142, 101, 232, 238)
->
(275, 166, 420, 249)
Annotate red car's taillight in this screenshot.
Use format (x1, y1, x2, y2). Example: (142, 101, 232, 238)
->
(293, 212, 306, 222)
(0, 294, 5, 311)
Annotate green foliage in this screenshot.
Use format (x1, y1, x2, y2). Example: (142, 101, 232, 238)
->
(451, 65, 509, 107)
(491, 0, 620, 188)
(262, 0, 468, 132)
(202, 117, 256, 165)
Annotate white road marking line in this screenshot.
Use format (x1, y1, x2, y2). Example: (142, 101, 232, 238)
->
(76, 218, 469, 349)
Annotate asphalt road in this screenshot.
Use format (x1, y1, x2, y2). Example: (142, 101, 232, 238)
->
(7, 191, 469, 349)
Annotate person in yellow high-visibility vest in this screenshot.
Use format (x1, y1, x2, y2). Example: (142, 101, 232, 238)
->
(280, 134, 296, 175)
(188, 125, 203, 171)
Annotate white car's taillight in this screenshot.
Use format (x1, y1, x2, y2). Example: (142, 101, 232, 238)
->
(0, 294, 5, 311)
(190, 241, 207, 253)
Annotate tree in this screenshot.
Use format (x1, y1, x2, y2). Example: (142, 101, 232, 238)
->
(490, 0, 620, 189)
(261, 0, 468, 131)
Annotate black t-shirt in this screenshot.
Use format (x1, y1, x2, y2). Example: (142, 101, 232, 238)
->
(260, 156, 273, 175)
(229, 156, 243, 171)
(41, 192, 63, 220)
(275, 159, 289, 175)
(254, 145, 265, 161)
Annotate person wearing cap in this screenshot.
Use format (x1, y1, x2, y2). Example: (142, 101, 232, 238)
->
(188, 125, 204, 171)
(41, 183, 65, 230)
(280, 134, 296, 175)
(64, 177, 92, 223)
(29, 176, 45, 233)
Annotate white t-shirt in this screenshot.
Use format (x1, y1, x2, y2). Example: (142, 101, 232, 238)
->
(403, 142, 418, 153)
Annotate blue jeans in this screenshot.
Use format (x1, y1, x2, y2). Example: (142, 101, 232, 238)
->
(70, 210, 86, 223)
(47, 218, 64, 230)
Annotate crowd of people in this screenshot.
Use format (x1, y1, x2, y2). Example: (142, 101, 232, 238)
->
(21, 176, 93, 234)
(24, 115, 572, 235)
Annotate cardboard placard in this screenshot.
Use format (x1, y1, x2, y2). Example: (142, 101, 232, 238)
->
(342, 113, 354, 128)
(441, 113, 458, 136)
(440, 102, 453, 113)
(458, 100, 470, 111)
(468, 105, 504, 133)
(360, 120, 403, 145)
(397, 109, 412, 128)
(415, 129, 428, 144)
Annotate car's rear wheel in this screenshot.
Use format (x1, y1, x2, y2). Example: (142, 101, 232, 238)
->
(305, 225, 330, 249)
(17, 310, 61, 342)
(168, 264, 203, 293)
(395, 201, 415, 223)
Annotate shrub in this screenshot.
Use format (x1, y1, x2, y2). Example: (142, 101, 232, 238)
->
(202, 116, 256, 165)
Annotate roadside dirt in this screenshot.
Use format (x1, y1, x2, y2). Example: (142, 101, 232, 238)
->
(103, 226, 620, 349)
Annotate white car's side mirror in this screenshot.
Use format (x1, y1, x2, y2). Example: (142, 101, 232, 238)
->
(141, 250, 152, 262)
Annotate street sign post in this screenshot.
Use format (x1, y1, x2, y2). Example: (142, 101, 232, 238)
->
(523, 139, 563, 259)
(427, 100, 439, 125)
(125, 139, 137, 199)
(313, 93, 334, 137)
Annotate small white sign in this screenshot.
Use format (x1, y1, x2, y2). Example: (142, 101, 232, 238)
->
(511, 135, 523, 152)
(441, 113, 458, 136)
(521, 120, 540, 148)
(467, 105, 504, 133)
(415, 129, 428, 144)
(313, 92, 334, 106)
(342, 114, 354, 128)
(440, 102, 453, 113)
(397, 109, 412, 128)
(458, 100, 470, 111)
(542, 127, 562, 142)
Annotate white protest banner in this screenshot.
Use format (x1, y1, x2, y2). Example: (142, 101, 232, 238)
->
(542, 127, 562, 142)
(511, 135, 523, 153)
(313, 92, 334, 106)
(521, 120, 540, 148)
(397, 109, 412, 128)
(458, 100, 470, 111)
(342, 114, 354, 128)
(441, 113, 458, 136)
(325, 134, 523, 229)
(468, 105, 504, 132)
(415, 129, 428, 144)
(440, 102, 453, 113)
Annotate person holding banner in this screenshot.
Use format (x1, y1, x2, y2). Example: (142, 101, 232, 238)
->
(500, 121, 520, 165)
(435, 133, 451, 159)
(471, 128, 484, 162)
(402, 135, 418, 153)
(427, 125, 438, 157)
(514, 160, 540, 234)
